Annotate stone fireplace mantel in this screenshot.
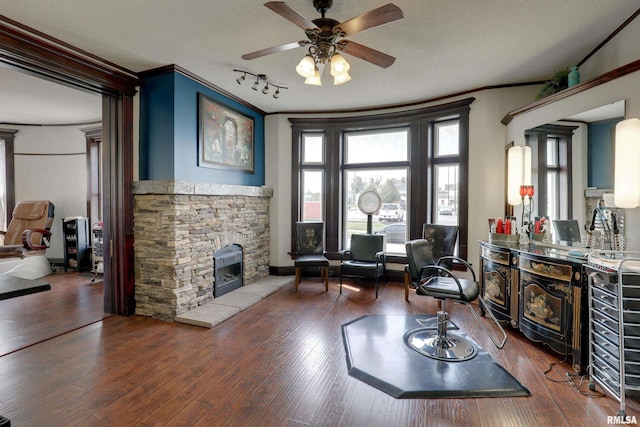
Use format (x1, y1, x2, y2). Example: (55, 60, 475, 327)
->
(132, 180, 273, 321)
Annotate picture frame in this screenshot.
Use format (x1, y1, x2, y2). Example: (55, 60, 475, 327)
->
(198, 93, 254, 173)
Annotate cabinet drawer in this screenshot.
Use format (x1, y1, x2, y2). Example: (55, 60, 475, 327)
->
(592, 286, 618, 308)
(623, 298, 640, 312)
(625, 335, 640, 351)
(519, 255, 573, 282)
(589, 271, 618, 293)
(481, 245, 510, 266)
(592, 318, 619, 344)
(593, 359, 620, 384)
(592, 333, 619, 360)
(592, 297, 618, 320)
(593, 347, 619, 372)
(593, 365, 622, 397)
(593, 310, 619, 333)
(627, 360, 640, 376)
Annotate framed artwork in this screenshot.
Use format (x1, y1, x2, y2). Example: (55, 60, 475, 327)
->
(198, 93, 254, 173)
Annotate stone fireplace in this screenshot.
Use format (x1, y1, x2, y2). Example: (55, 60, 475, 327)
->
(132, 180, 273, 321)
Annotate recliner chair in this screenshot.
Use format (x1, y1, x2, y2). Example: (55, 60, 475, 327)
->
(0, 200, 55, 258)
(0, 200, 55, 280)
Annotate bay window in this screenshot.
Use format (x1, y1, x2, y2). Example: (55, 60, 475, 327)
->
(290, 98, 473, 261)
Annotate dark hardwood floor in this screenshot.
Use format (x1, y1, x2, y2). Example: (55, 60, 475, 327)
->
(0, 270, 107, 356)
(0, 277, 637, 426)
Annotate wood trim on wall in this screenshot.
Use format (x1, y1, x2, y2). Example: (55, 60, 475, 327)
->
(0, 128, 15, 226)
(502, 58, 640, 125)
(0, 17, 139, 316)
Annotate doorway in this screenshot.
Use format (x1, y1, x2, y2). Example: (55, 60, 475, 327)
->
(0, 17, 140, 318)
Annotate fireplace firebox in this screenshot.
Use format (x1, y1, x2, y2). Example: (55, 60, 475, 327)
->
(213, 244, 243, 297)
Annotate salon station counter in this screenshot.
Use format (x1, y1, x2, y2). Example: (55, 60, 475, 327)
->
(479, 240, 589, 372)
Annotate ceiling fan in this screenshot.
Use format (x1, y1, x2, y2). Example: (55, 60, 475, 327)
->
(242, 1, 403, 85)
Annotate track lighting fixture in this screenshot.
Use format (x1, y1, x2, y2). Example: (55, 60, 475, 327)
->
(233, 69, 287, 99)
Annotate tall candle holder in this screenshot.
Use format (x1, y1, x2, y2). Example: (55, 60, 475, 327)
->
(520, 185, 535, 239)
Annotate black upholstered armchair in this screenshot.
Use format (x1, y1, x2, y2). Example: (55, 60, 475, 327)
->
(404, 239, 507, 361)
(293, 222, 329, 292)
(339, 233, 385, 298)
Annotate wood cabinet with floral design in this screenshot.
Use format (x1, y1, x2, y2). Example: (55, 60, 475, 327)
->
(518, 253, 588, 372)
(479, 242, 519, 327)
(479, 241, 588, 372)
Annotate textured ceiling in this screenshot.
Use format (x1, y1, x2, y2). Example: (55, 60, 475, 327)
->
(0, 0, 638, 124)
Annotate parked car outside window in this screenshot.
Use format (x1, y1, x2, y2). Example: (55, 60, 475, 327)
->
(378, 203, 404, 222)
(438, 205, 453, 215)
(374, 223, 406, 244)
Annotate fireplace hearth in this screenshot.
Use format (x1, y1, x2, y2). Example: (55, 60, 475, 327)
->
(214, 244, 243, 297)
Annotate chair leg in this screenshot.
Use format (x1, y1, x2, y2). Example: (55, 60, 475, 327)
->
(323, 266, 329, 292)
(294, 267, 300, 292)
(339, 268, 343, 294)
(404, 270, 410, 302)
(375, 274, 379, 298)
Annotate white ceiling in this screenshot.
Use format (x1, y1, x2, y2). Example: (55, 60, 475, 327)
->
(0, 0, 638, 124)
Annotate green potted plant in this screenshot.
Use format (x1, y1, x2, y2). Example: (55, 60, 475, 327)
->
(535, 67, 570, 100)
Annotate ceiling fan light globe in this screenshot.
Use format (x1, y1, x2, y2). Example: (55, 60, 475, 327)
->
(304, 68, 322, 86)
(296, 55, 316, 78)
(330, 53, 350, 76)
(333, 71, 351, 85)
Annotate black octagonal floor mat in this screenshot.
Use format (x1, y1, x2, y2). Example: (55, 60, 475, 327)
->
(341, 314, 530, 399)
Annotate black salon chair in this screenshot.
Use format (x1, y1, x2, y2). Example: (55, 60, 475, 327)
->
(405, 239, 507, 361)
(293, 222, 329, 292)
(404, 224, 459, 301)
(339, 233, 385, 298)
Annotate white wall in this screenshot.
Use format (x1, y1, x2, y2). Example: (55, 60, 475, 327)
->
(266, 85, 540, 275)
(12, 125, 92, 260)
(507, 70, 640, 251)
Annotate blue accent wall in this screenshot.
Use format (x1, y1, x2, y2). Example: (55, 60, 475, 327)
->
(139, 70, 265, 186)
(588, 120, 618, 188)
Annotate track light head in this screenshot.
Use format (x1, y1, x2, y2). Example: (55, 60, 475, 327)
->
(233, 69, 286, 99)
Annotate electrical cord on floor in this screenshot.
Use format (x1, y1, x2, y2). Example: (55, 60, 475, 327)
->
(565, 371, 605, 398)
(542, 354, 604, 398)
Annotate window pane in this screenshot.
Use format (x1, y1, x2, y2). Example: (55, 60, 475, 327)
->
(547, 171, 558, 220)
(0, 141, 5, 231)
(344, 168, 407, 254)
(435, 164, 459, 226)
(303, 134, 323, 164)
(547, 138, 558, 166)
(302, 170, 323, 221)
(435, 122, 459, 156)
(345, 129, 408, 164)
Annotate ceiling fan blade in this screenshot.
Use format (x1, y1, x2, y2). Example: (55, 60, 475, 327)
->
(340, 40, 396, 68)
(242, 41, 304, 60)
(265, 2, 319, 31)
(336, 3, 403, 36)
